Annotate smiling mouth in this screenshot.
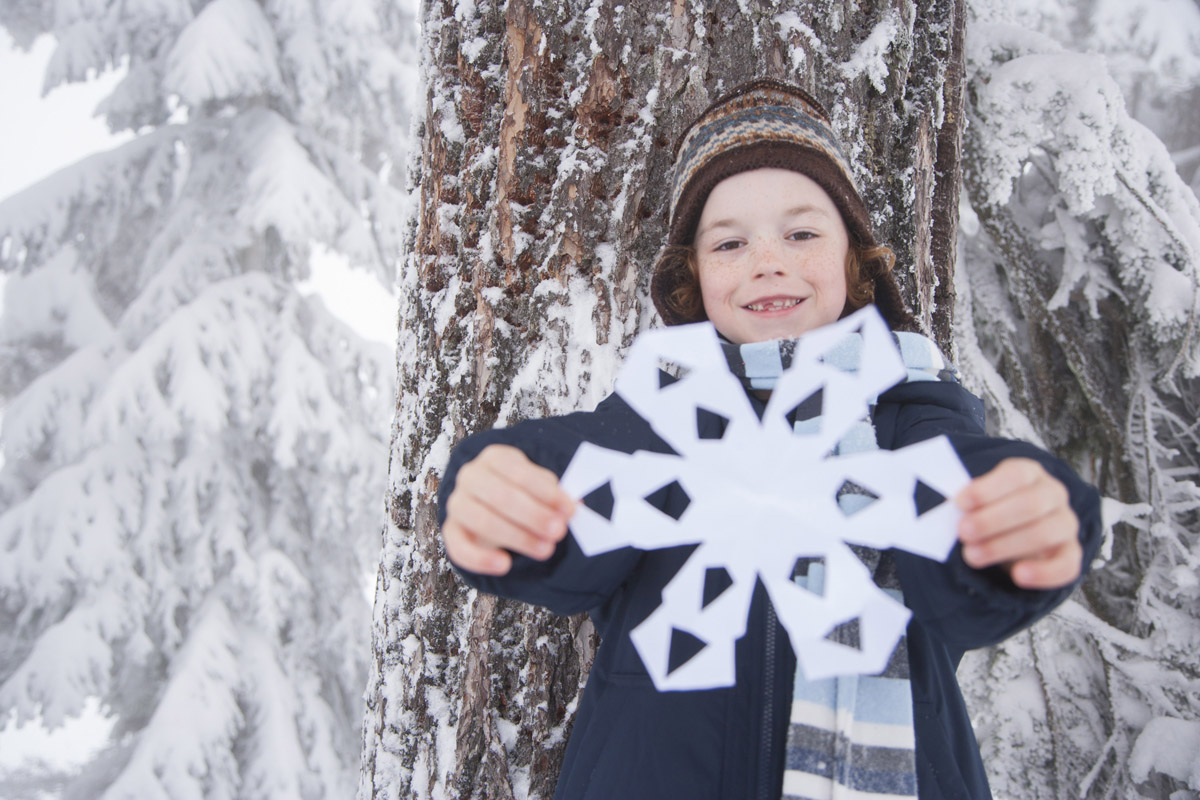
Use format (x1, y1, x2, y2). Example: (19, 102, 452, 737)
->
(745, 298, 802, 312)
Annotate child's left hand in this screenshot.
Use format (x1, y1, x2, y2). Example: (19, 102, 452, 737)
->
(954, 458, 1083, 590)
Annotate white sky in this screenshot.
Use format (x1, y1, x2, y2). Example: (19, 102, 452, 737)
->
(0, 31, 131, 202)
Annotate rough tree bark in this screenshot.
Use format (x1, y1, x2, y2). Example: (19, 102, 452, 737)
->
(360, 2, 967, 797)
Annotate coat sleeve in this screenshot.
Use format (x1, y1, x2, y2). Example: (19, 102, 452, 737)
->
(437, 392, 653, 618)
(875, 381, 1104, 655)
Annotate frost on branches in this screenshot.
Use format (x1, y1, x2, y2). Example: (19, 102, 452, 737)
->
(969, 0, 1200, 196)
(0, 1, 415, 797)
(955, 14, 1200, 799)
(560, 309, 969, 691)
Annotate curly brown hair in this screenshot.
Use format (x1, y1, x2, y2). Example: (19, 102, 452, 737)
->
(654, 241, 897, 327)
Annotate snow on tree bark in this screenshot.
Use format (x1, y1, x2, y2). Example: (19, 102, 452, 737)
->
(955, 16, 1200, 799)
(360, 2, 967, 797)
(0, 1, 415, 797)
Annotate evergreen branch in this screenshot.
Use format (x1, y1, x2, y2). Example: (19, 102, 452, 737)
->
(1111, 167, 1200, 384)
(1077, 726, 1119, 799)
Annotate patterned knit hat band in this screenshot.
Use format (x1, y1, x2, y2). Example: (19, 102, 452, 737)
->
(669, 104, 858, 229)
(665, 80, 874, 249)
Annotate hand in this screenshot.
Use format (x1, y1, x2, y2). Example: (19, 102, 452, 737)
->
(955, 458, 1082, 590)
(442, 444, 576, 576)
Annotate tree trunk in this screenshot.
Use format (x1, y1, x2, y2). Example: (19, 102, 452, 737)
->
(359, 2, 967, 797)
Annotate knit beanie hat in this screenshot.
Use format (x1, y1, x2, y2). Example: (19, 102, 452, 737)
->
(651, 79, 913, 330)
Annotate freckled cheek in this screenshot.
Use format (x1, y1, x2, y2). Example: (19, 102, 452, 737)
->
(699, 283, 727, 318)
(697, 265, 737, 305)
(800, 245, 849, 284)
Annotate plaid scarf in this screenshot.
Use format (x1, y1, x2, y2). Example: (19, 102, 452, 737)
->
(720, 329, 958, 800)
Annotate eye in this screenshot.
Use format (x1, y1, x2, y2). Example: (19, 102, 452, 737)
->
(787, 230, 816, 241)
(713, 240, 744, 252)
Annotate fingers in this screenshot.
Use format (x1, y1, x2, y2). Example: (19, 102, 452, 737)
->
(442, 519, 514, 576)
(1007, 539, 1083, 590)
(956, 458, 1062, 515)
(959, 504, 1076, 565)
(956, 458, 1082, 590)
(442, 444, 576, 576)
(469, 444, 576, 517)
(445, 488, 559, 562)
(463, 445, 575, 528)
(960, 506, 1082, 587)
(956, 459, 1070, 546)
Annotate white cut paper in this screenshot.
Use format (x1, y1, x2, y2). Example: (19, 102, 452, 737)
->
(559, 307, 972, 691)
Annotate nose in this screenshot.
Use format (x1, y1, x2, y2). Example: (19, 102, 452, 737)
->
(751, 239, 787, 278)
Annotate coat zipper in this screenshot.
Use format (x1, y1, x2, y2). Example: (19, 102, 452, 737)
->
(758, 602, 777, 800)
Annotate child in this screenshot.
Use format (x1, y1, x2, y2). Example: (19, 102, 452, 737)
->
(439, 80, 1102, 800)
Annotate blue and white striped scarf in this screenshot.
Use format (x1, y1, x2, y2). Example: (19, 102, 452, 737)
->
(721, 330, 958, 800)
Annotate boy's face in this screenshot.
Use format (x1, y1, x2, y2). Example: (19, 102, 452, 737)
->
(693, 168, 849, 345)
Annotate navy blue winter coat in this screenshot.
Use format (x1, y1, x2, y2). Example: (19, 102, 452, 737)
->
(439, 378, 1103, 800)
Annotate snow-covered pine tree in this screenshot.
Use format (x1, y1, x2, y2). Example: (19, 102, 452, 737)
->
(968, 0, 1200, 199)
(359, 1, 972, 797)
(0, 1, 415, 797)
(954, 7, 1200, 797)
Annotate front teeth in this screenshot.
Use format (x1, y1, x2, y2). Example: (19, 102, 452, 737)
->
(746, 298, 801, 311)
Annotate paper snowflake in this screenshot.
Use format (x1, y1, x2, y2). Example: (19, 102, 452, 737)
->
(559, 307, 971, 691)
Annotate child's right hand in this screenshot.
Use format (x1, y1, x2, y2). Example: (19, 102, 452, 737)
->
(442, 444, 577, 576)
